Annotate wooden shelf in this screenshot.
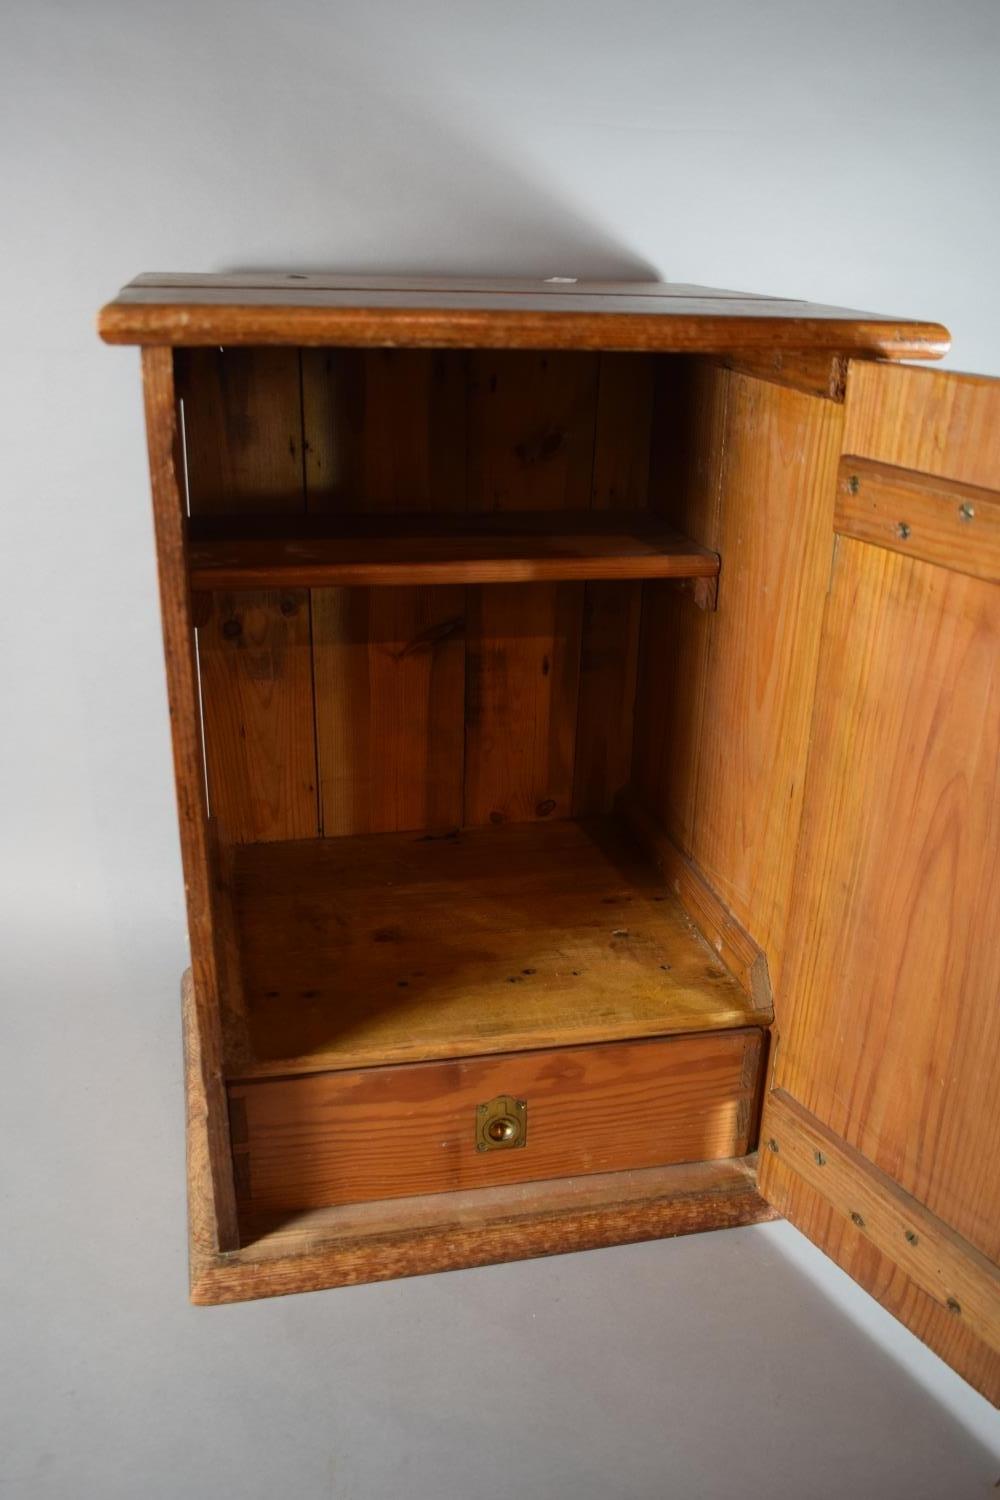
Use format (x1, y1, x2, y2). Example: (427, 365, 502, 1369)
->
(225, 818, 762, 1080)
(187, 511, 719, 590)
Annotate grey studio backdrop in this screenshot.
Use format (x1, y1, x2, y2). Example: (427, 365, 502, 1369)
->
(2, 2, 1000, 1497)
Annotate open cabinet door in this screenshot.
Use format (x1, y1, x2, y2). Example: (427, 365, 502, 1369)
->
(756, 360, 1000, 1403)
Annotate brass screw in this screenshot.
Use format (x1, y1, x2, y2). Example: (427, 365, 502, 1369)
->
(896, 522, 912, 541)
(814, 1151, 826, 1166)
(958, 502, 975, 522)
(767, 1138, 779, 1153)
(946, 1297, 962, 1316)
(905, 1229, 918, 1246)
(848, 475, 861, 494)
(851, 1211, 865, 1228)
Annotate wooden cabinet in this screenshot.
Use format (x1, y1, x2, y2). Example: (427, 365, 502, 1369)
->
(99, 275, 998, 1403)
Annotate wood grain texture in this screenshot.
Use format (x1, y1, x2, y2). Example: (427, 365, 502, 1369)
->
(690, 375, 843, 985)
(572, 355, 652, 816)
(721, 350, 849, 401)
(186, 978, 775, 1300)
(467, 351, 598, 512)
(194, 589, 318, 842)
(301, 347, 466, 513)
(591, 354, 655, 507)
(231, 1029, 762, 1212)
(186, 513, 720, 589)
(772, 538, 1000, 1263)
(617, 789, 773, 1016)
(99, 273, 950, 358)
(759, 1092, 1000, 1355)
(177, 347, 305, 512)
(143, 351, 238, 1250)
(311, 585, 465, 836)
(181, 348, 318, 842)
(843, 360, 1000, 488)
(633, 367, 843, 991)
(227, 818, 761, 1078)
(632, 361, 728, 852)
(758, 1104, 1000, 1404)
(464, 582, 583, 826)
(200, 1157, 777, 1305)
(572, 581, 643, 816)
(836, 456, 1000, 582)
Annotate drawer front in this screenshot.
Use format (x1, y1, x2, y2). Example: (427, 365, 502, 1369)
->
(229, 1028, 764, 1214)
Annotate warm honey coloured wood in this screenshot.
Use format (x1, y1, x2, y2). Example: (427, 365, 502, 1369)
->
(225, 819, 766, 1079)
(836, 456, 1000, 583)
(179, 348, 319, 843)
(759, 358, 1000, 1404)
(230, 1029, 763, 1214)
(98, 273, 950, 357)
(186, 512, 720, 589)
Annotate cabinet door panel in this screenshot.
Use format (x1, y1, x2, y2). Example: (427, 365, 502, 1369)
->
(758, 362, 1000, 1405)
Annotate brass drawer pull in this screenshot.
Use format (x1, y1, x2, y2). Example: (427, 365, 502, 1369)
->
(476, 1094, 527, 1152)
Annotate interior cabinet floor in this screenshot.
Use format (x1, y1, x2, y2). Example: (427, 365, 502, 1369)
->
(228, 818, 762, 1078)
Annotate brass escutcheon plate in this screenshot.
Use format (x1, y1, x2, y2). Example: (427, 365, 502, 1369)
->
(475, 1094, 527, 1153)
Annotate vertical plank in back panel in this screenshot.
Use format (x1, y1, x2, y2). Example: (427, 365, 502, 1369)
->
(312, 586, 465, 836)
(303, 350, 467, 834)
(467, 351, 599, 511)
(302, 348, 467, 512)
(572, 581, 642, 816)
(196, 590, 317, 843)
(590, 353, 654, 509)
(631, 360, 728, 852)
(180, 348, 319, 842)
(465, 582, 583, 826)
(573, 355, 653, 816)
(177, 348, 306, 511)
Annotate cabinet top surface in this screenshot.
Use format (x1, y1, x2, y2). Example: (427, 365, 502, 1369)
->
(97, 272, 949, 357)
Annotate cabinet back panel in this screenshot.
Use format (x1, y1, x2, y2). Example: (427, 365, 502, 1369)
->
(178, 348, 654, 842)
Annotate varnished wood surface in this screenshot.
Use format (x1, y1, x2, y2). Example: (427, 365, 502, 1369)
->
(185, 967, 775, 1300)
(618, 789, 773, 1015)
(772, 537, 1000, 1263)
(759, 1092, 1000, 1357)
(843, 360, 1000, 488)
(143, 351, 238, 1250)
(179, 971, 775, 1300)
(225, 818, 761, 1078)
(231, 1029, 762, 1212)
(836, 456, 1000, 582)
(762, 361, 1000, 1399)
(634, 363, 843, 995)
(98, 273, 949, 356)
(179, 349, 319, 842)
(187, 513, 719, 589)
(758, 1098, 1000, 1410)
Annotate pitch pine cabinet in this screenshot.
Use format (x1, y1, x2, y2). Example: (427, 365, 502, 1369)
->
(99, 275, 999, 1402)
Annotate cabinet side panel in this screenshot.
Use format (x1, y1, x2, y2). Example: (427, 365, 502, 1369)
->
(142, 349, 238, 1251)
(179, 349, 319, 842)
(686, 371, 842, 986)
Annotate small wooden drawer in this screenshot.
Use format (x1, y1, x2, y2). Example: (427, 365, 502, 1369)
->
(228, 1028, 764, 1216)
